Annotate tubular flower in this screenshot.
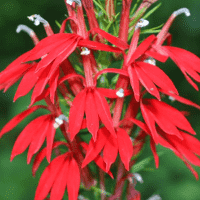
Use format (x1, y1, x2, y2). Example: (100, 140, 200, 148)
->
(35, 153, 80, 200)
(81, 125, 147, 172)
(2, 1, 200, 200)
(0, 105, 66, 163)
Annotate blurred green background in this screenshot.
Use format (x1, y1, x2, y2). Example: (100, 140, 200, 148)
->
(1, 0, 200, 199)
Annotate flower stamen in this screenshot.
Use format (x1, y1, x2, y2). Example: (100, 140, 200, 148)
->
(53, 114, 68, 129)
(66, 0, 81, 6)
(173, 8, 191, 17)
(80, 47, 90, 55)
(116, 88, 124, 98)
(135, 19, 149, 29)
(28, 14, 48, 26)
(16, 24, 39, 45)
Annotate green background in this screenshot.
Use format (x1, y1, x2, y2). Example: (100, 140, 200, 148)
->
(0, 0, 200, 199)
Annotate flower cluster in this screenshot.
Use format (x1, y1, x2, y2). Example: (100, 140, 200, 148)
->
(1, 0, 200, 199)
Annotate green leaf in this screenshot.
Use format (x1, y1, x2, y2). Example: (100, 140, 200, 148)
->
(55, 20, 61, 29)
(143, 3, 162, 20)
(131, 152, 164, 173)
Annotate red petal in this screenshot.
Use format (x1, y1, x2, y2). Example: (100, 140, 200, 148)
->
(127, 65, 140, 101)
(149, 99, 196, 135)
(103, 135, 118, 172)
(50, 157, 70, 200)
(135, 64, 160, 100)
(0, 105, 47, 138)
(69, 89, 87, 141)
(49, 68, 60, 103)
(128, 35, 156, 64)
(34, 154, 67, 200)
(32, 141, 66, 177)
(14, 65, 41, 101)
(140, 102, 159, 143)
(30, 67, 52, 105)
(150, 138, 159, 168)
(58, 73, 85, 85)
(10, 115, 49, 161)
(94, 154, 114, 179)
(78, 39, 122, 53)
(82, 127, 108, 168)
(94, 89, 116, 137)
(0, 51, 31, 82)
(25, 34, 75, 61)
(168, 136, 200, 166)
(160, 89, 200, 110)
(117, 128, 133, 171)
(27, 115, 51, 164)
(145, 50, 168, 62)
(66, 157, 80, 200)
(181, 132, 200, 156)
(137, 62, 178, 95)
(85, 91, 99, 141)
(35, 36, 78, 72)
(46, 121, 56, 163)
(90, 28, 129, 50)
(47, 37, 81, 80)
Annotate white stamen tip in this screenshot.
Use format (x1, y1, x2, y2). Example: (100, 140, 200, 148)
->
(133, 173, 144, 184)
(80, 47, 90, 55)
(53, 114, 68, 129)
(116, 88, 124, 98)
(135, 19, 149, 29)
(27, 14, 48, 26)
(66, 0, 81, 6)
(16, 24, 34, 35)
(173, 8, 190, 17)
(147, 194, 161, 200)
(144, 57, 156, 66)
(169, 96, 175, 102)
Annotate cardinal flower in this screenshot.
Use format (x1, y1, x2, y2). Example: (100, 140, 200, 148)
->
(59, 68, 131, 141)
(154, 45, 200, 91)
(35, 152, 80, 200)
(151, 8, 200, 91)
(140, 98, 198, 144)
(124, 31, 177, 101)
(150, 126, 200, 180)
(0, 105, 67, 163)
(0, 16, 128, 104)
(81, 126, 134, 171)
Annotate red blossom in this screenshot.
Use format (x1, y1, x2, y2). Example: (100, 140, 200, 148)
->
(35, 153, 80, 200)
(81, 127, 134, 171)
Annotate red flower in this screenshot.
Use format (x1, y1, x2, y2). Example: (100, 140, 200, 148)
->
(0, 105, 58, 163)
(139, 93, 200, 179)
(81, 127, 134, 171)
(0, 20, 127, 104)
(35, 153, 80, 200)
(154, 45, 200, 90)
(140, 98, 197, 144)
(125, 35, 177, 101)
(59, 68, 131, 141)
